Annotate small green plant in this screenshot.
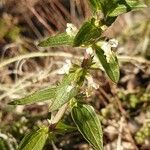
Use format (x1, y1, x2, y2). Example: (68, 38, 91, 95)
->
(9, 0, 147, 149)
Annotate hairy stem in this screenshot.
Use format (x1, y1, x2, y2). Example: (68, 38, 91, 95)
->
(49, 103, 69, 129)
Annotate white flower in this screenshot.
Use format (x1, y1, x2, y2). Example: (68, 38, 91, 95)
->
(100, 39, 118, 63)
(101, 41, 112, 63)
(0, 133, 8, 140)
(85, 47, 104, 70)
(86, 47, 93, 55)
(86, 75, 99, 89)
(57, 59, 72, 75)
(66, 23, 78, 37)
(108, 39, 118, 48)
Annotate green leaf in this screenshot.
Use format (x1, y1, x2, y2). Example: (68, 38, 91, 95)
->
(9, 66, 86, 109)
(9, 87, 56, 105)
(71, 103, 103, 150)
(17, 127, 48, 150)
(108, 0, 147, 17)
(100, 0, 147, 26)
(93, 44, 120, 83)
(38, 33, 74, 47)
(50, 67, 86, 111)
(88, 0, 102, 12)
(50, 86, 78, 111)
(73, 19, 102, 47)
(54, 122, 76, 135)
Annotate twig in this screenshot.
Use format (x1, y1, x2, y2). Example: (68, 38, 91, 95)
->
(0, 52, 82, 69)
(1, 52, 149, 69)
(116, 117, 124, 150)
(118, 56, 150, 65)
(50, 103, 69, 125)
(25, 0, 54, 34)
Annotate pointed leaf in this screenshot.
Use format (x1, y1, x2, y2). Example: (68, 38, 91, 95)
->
(100, 0, 147, 25)
(108, 0, 147, 17)
(9, 87, 56, 105)
(50, 68, 86, 111)
(93, 44, 120, 83)
(38, 33, 74, 47)
(18, 127, 48, 150)
(71, 103, 103, 150)
(73, 19, 102, 47)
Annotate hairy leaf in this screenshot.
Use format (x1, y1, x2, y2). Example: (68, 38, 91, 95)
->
(9, 87, 56, 105)
(9, 66, 86, 110)
(108, 0, 147, 17)
(71, 103, 103, 150)
(17, 127, 48, 150)
(73, 19, 102, 47)
(50, 68, 86, 111)
(93, 44, 120, 83)
(100, 0, 146, 25)
(38, 33, 74, 47)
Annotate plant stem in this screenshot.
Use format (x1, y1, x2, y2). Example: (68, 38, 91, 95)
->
(49, 51, 90, 130)
(49, 103, 69, 129)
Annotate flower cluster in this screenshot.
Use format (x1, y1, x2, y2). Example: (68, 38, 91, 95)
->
(66, 23, 78, 37)
(57, 59, 72, 75)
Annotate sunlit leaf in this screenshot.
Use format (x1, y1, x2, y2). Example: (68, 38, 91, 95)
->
(38, 33, 74, 47)
(93, 44, 120, 83)
(17, 127, 48, 150)
(9, 87, 56, 105)
(71, 103, 103, 150)
(108, 0, 147, 17)
(73, 19, 102, 47)
(50, 67, 86, 111)
(9, 66, 87, 110)
(100, 0, 147, 25)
